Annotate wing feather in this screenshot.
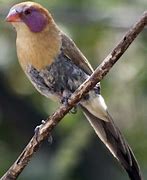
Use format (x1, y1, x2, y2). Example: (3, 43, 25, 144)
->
(61, 33, 94, 75)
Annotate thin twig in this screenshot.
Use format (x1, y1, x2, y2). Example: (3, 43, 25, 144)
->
(1, 11, 147, 180)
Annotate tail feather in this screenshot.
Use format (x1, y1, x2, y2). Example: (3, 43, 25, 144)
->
(81, 105, 142, 180)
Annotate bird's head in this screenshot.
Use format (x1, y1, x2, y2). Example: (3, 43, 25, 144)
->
(6, 1, 54, 33)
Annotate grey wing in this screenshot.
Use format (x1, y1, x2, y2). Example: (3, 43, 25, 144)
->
(61, 33, 94, 75)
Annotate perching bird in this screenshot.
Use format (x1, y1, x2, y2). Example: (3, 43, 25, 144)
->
(6, 2, 142, 180)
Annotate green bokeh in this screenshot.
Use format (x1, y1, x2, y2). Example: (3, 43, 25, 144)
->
(0, 0, 147, 179)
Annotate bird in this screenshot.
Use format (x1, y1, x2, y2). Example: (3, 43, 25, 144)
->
(6, 2, 142, 180)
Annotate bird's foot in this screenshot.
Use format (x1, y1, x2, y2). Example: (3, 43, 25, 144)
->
(60, 96, 69, 106)
(61, 96, 78, 114)
(70, 106, 78, 114)
(34, 120, 46, 142)
(34, 120, 53, 145)
(93, 84, 100, 94)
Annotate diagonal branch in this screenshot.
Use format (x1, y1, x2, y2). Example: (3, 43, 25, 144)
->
(1, 11, 147, 180)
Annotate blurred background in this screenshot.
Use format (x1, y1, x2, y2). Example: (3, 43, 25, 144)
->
(0, 0, 147, 179)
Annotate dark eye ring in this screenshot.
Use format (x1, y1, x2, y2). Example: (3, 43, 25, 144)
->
(24, 9, 31, 15)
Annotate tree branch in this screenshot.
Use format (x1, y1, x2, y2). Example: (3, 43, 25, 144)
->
(1, 11, 147, 180)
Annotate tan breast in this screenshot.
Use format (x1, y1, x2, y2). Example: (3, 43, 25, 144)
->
(16, 23, 61, 71)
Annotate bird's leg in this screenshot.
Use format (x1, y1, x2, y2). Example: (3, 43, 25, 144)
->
(60, 96, 69, 106)
(60, 90, 78, 114)
(61, 96, 78, 114)
(34, 120, 53, 144)
(60, 90, 71, 106)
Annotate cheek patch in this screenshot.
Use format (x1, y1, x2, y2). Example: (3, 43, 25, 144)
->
(23, 11, 47, 32)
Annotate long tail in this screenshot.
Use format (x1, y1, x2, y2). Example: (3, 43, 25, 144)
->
(80, 105, 143, 180)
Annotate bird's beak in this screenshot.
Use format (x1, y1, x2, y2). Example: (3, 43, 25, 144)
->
(6, 9, 21, 22)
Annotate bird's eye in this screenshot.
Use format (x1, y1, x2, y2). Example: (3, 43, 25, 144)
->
(24, 9, 31, 16)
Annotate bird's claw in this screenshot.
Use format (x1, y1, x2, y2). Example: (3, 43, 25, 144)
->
(34, 120, 53, 145)
(61, 96, 78, 114)
(34, 120, 46, 142)
(70, 106, 77, 114)
(94, 85, 100, 94)
(60, 96, 69, 106)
